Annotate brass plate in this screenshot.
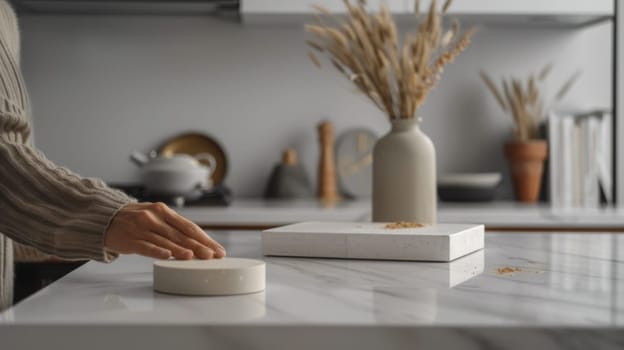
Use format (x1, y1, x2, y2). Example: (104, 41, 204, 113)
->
(159, 132, 228, 185)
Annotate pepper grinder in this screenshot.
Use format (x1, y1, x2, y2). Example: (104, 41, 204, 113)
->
(317, 121, 339, 202)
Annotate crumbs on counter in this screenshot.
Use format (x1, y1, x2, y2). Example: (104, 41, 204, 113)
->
(496, 267, 522, 275)
(384, 222, 425, 229)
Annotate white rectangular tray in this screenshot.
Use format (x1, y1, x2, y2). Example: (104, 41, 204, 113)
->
(262, 222, 484, 262)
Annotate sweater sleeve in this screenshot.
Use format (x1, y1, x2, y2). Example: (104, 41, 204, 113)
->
(13, 241, 53, 262)
(0, 0, 133, 263)
(0, 135, 135, 263)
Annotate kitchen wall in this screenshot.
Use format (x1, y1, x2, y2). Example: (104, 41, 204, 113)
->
(18, 15, 612, 197)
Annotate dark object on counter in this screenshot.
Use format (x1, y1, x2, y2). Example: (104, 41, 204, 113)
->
(110, 183, 232, 207)
(264, 149, 314, 199)
(438, 185, 499, 202)
(159, 132, 229, 185)
(437, 173, 502, 202)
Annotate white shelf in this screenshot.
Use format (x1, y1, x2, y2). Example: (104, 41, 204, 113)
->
(176, 199, 624, 230)
(408, 0, 614, 16)
(617, 1, 624, 207)
(242, 0, 614, 27)
(242, 0, 405, 14)
(11, 0, 614, 27)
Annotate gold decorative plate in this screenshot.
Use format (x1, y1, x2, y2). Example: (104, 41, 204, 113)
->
(159, 132, 228, 185)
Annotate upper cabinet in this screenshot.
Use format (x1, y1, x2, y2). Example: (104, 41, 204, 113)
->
(241, 0, 405, 14)
(11, 0, 239, 15)
(407, 0, 613, 16)
(11, 0, 615, 27)
(241, 0, 614, 27)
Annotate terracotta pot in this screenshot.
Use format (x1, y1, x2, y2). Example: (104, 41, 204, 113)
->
(504, 140, 548, 203)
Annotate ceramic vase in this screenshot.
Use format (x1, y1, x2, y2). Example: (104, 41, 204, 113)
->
(504, 140, 548, 203)
(372, 118, 437, 224)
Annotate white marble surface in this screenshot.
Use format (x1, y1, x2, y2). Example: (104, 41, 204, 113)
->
(1, 231, 624, 349)
(262, 222, 484, 261)
(177, 198, 370, 226)
(177, 199, 624, 229)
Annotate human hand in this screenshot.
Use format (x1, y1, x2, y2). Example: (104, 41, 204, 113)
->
(105, 202, 226, 260)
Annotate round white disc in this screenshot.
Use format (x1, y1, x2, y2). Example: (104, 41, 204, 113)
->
(153, 258, 265, 296)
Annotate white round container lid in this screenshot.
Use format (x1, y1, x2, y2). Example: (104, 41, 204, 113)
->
(153, 258, 265, 296)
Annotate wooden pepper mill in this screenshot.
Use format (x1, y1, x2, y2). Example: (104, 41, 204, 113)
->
(317, 121, 339, 202)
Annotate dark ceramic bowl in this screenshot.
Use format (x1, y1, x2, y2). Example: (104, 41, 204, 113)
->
(437, 173, 502, 202)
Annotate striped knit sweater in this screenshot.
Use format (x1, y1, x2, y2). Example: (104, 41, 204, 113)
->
(0, 1, 134, 310)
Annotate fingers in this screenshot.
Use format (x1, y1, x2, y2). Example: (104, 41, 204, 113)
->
(139, 203, 222, 259)
(107, 202, 227, 261)
(139, 208, 217, 259)
(151, 225, 216, 260)
(177, 237, 216, 259)
(133, 240, 172, 260)
(144, 232, 194, 260)
(151, 203, 226, 258)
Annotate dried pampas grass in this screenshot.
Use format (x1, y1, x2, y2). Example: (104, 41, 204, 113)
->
(480, 65, 581, 141)
(306, 0, 474, 120)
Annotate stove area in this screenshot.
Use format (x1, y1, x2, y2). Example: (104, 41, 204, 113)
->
(110, 183, 232, 207)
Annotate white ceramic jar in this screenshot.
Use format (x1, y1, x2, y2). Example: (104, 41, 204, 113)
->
(372, 118, 437, 224)
(131, 152, 216, 200)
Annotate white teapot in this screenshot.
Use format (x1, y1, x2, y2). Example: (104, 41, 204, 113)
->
(130, 151, 216, 200)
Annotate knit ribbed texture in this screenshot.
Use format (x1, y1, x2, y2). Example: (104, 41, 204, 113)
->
(0, 238, 13, 312)
(0, 0, 135, 310)
(13, 242, 52, 262)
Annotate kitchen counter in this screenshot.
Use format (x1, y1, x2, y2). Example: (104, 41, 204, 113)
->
(178, 199, 624, 231)
(2, 231, 623, 350)
(177, 198, 370, 228)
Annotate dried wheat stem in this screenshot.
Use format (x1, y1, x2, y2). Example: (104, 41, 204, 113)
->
(307, 0, 472, 120)
(308, 51, 322, 68)
(479, 72, 506, 111)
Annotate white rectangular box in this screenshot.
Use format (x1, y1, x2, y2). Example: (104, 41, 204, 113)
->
(262, 222, 484, 262)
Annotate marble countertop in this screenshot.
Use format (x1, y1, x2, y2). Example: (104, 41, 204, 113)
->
(177, 198, 370, 227)
(177, 199, 624, 230)
(2, 231, 623, 350)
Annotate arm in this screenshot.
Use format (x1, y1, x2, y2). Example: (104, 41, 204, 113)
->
(0, 136, 131, 262)
(0, 0, 225, 262)
(0, 137, 227, 262)
(14, 242, 54, 262)
(0, 0, 128, 262)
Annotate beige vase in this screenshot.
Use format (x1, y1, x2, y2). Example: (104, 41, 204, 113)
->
(372, 118, 437, 224)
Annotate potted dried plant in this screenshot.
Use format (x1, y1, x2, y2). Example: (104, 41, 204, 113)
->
(480, 65, 580, 203)
(306, 0, 473, 224)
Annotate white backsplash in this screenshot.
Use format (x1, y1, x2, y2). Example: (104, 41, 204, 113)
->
(18, 15, 612, 197)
